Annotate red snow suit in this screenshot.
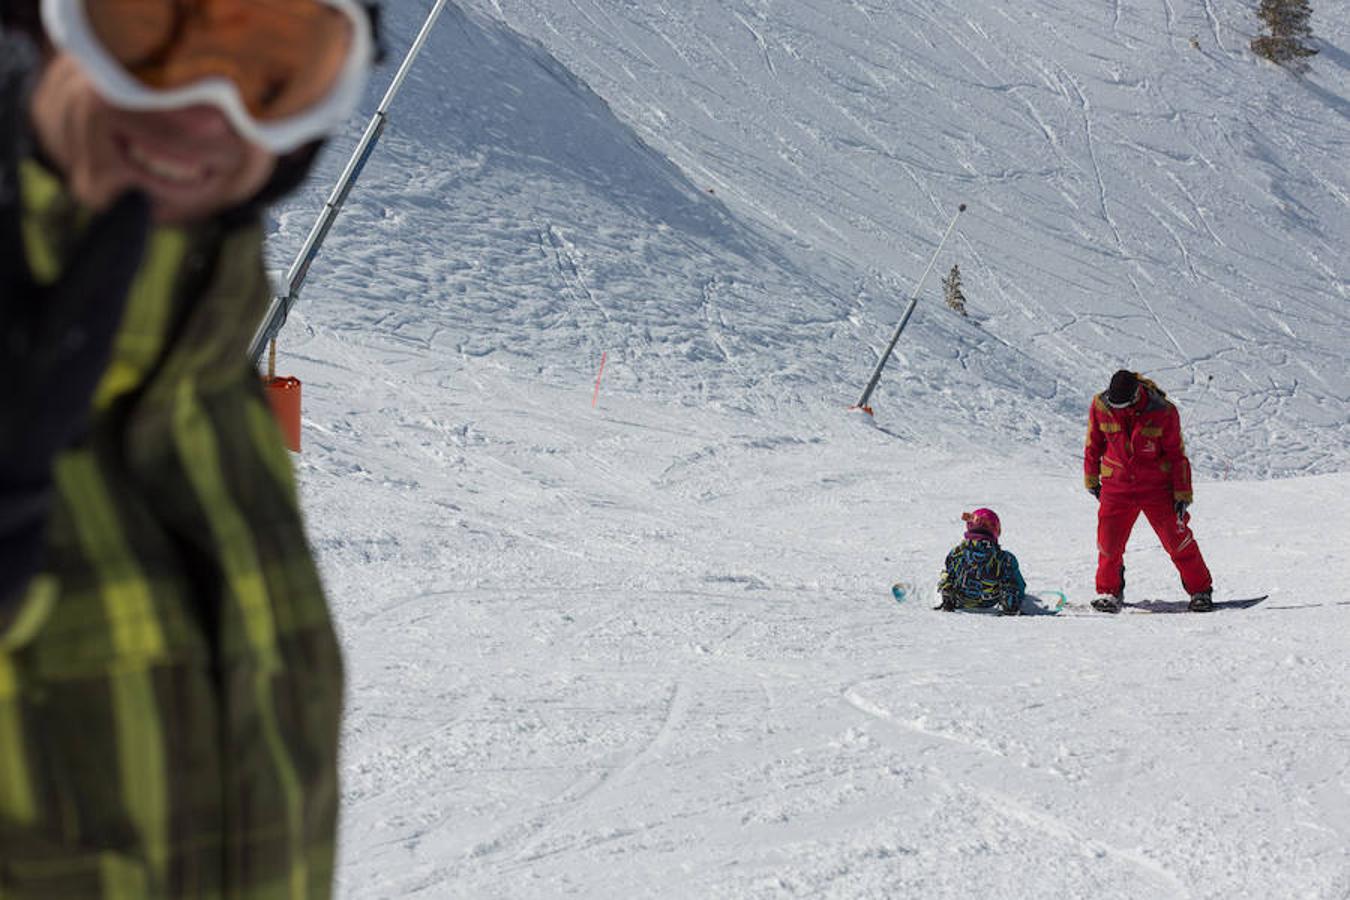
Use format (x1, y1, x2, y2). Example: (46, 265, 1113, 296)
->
(1083, 380, 1212, 597)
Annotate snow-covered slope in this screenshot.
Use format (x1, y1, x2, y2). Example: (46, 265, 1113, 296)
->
(278, 0, 1349, 478)
(261, 1, 1350, 896)
(308, 371, 1350, 899)
(456, 0, 1350, 477)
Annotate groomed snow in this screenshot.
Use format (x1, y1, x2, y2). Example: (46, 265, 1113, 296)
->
(263, 1, 1349, 896)
(294, 358, 1349, 898)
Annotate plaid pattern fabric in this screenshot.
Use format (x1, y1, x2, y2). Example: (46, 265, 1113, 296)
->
(0, 162, 342, 898)
(938, 539, 1026, 611)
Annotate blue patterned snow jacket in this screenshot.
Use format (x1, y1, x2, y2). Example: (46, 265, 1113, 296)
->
(939, 538, 1026, 612)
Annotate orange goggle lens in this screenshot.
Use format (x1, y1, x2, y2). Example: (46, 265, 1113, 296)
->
(82, 0, 357, 122)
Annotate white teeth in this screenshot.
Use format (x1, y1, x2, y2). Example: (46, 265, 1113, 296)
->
(127, 142, 207, 186)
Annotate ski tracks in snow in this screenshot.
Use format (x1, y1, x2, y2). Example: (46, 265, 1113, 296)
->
(541, 224, 610, 329)
(1199, 0, 1226, 50)
(1056, 63, 1189, 362)
(1057, 65, 1119, 249)
(843, 684, 1191, 898)
(503, 679, 693, 868)
(392, 678, 695, 895)
(732, 11, 776, 77)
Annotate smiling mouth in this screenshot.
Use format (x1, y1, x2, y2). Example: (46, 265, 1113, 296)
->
(120, 137, 215, 190)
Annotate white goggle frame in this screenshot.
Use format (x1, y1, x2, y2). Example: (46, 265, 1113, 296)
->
(41, 0, 374, 153)
(1106, 389, 1140, 408)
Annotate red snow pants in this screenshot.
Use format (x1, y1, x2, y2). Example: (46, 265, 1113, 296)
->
(1096, 486, 1212, 596)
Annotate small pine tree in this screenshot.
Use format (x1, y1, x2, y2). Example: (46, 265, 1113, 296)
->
(1251, 0, 1319, 72)
(942, 264, 967, 316)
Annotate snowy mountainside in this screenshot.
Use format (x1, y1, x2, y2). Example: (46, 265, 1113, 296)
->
(270, 3, 868, 408)
(270, 0, 1177, 476)
(449, 0, 1349, 476)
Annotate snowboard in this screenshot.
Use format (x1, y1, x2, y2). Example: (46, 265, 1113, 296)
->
(1117, 595, 1268, 614)
(891, 582, 1067, 616)
(1033, 590, 1070, 615)
(892, 582, 1267, 615)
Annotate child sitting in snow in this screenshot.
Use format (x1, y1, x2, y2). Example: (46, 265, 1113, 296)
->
(938, 508, 1026, 616)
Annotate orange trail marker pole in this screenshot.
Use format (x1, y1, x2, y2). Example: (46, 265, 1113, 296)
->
(263, 338, 303, 452)
(593, 351, 608, 408)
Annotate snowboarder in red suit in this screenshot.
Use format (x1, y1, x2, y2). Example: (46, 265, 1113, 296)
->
(1085, 370, 1214, 612)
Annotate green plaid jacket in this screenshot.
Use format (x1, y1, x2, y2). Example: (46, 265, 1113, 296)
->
(0, 161, 343, 898)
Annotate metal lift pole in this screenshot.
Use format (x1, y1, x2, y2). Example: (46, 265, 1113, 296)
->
(249, 0, 453, 366)
(853, 203, 966, 412)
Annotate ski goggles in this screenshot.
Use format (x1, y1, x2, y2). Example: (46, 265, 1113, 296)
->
(41, 0, 374, 153)
(1105, 388, 1139, 408)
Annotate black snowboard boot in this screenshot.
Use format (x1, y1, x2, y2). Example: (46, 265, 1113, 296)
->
(1091, 594, 1123, 613)
(1188, 591, 1214, 612)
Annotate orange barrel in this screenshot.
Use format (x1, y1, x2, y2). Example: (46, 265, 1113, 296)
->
(264, 376, 303, 452)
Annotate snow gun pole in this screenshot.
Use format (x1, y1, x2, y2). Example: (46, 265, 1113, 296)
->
(248, 0, 452, 367)
(852, 203, 966, 414)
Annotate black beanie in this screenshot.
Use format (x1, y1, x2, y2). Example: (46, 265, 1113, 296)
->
(1107, 370, 1139, 406)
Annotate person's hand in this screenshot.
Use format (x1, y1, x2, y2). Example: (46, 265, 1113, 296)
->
(1088, 485, 1101, 500)
(2, 190, 150, 607)
(1174, 500, 1190, 520)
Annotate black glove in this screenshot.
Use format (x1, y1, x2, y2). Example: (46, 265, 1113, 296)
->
(1088, 485, 1101, 500)
(1, 190, 151, 609)
(1174, 500, 1190, 520)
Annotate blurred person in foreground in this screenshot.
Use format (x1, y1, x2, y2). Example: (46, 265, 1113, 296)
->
(0, 1, 380, 895)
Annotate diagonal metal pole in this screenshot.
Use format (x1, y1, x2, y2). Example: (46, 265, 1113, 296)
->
(853, 203, 966, 412)
(249, 0, 452, 366)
